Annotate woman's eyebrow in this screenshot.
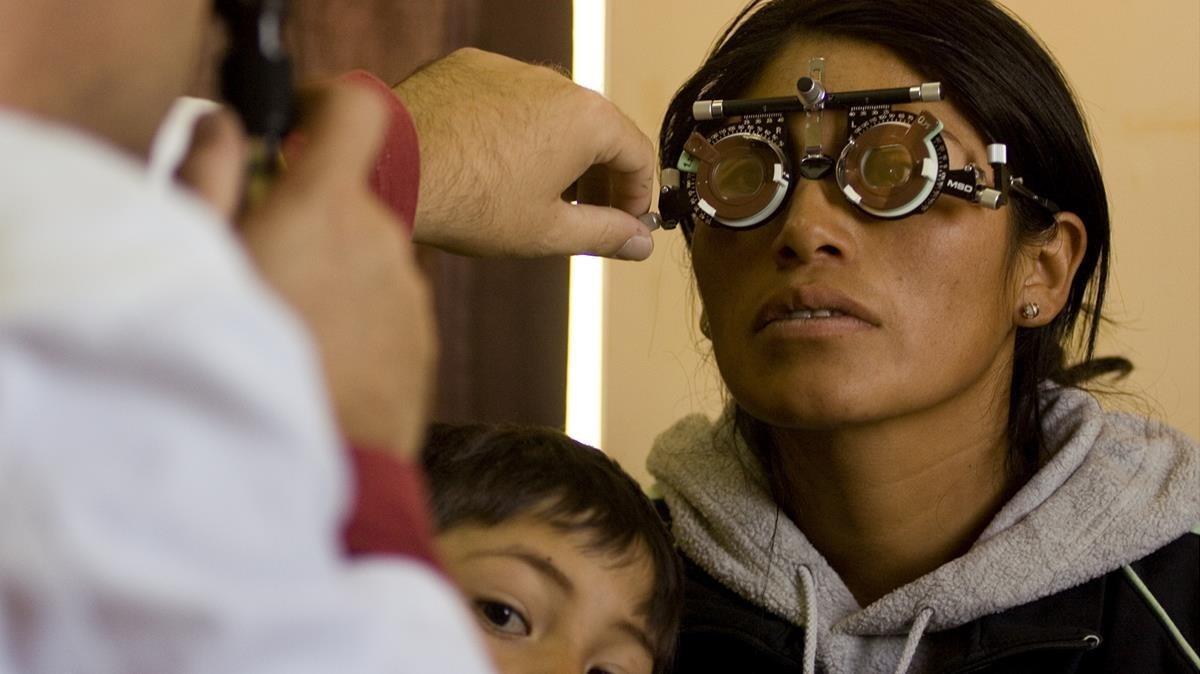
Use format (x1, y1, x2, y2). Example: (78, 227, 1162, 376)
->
(465, 545, 575, 595)
(940, 126, 964, 146)
(614, 619, 656, 661)
(938, 126, 984, 165)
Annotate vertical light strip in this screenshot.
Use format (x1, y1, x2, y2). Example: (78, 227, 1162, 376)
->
(566, 0, 607, 449)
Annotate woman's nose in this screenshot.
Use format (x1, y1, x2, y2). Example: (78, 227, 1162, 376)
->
(770, 176, 857, 267)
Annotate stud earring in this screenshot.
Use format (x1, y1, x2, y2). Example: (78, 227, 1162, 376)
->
(699, 311, 712, 339)
(1021, 302, 1041, 320)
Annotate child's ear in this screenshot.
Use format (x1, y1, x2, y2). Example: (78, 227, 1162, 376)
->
(1013, 212, 1087, 326)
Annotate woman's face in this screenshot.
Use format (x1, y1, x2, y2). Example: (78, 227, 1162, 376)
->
(692, 36, 1025, 430)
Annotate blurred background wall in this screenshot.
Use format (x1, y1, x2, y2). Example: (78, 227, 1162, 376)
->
(603, 0, 1200, 485)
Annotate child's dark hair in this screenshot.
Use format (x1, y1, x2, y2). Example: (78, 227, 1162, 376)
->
(421, 422, 683, 672)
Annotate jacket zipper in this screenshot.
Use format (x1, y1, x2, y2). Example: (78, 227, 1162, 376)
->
(946, 634, 1101, 673)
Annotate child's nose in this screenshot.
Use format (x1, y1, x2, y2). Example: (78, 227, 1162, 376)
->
(528, 641, 586, 674)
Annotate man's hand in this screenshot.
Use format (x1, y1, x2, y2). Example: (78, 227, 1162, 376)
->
(176, 84, 436, 458)
(394, 48, 656, 261)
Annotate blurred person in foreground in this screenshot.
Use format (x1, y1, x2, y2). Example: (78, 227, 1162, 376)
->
(0, 2, 659, 672)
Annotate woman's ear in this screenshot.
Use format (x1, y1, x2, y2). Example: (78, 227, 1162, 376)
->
(1014, 212, 1087, 326)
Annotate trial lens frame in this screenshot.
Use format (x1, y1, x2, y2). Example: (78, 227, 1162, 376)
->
(659, 58, 1058, 231)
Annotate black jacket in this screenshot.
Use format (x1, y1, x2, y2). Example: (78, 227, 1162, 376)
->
(668, 532, 1198, 674)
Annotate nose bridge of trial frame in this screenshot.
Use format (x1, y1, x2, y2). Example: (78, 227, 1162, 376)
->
(691, 57, 943, 186)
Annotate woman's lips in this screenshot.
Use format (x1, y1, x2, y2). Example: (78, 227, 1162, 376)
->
(754, 285, 882, 334)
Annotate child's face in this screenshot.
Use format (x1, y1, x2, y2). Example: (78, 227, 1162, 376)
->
(438, 516, 656, 674)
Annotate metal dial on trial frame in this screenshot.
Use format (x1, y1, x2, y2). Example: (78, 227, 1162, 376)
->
(837, 107, 951, 219)
(687, 113, 792, 229)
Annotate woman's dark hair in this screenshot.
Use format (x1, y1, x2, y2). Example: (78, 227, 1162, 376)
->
(660, 0, 1130, 481)
(421, 422, 683, 673)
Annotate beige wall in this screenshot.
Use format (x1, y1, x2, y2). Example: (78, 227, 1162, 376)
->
(601, 0, 1200, 485)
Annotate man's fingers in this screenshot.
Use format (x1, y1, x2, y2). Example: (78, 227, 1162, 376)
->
(175, 110, 247, 220)
(597, 165, 655, 217)
(572, 163, 654, 218)
(589, 101, 656, 216)
(573, 165, 611, 206)
(556, 202, 655, 261)
(286, 82, 390, 192)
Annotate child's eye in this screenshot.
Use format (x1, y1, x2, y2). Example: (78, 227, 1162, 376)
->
(475, 599, 531, 637)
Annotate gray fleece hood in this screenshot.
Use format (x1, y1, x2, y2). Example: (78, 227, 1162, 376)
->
(647, 387, 1199, 674)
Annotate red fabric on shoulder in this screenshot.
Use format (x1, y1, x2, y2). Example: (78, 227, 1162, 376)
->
(338, 69, 421, 233)
(342, 446, 442, 570)
(280, 72, 433, 566)
(327, 72, 434, 568)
